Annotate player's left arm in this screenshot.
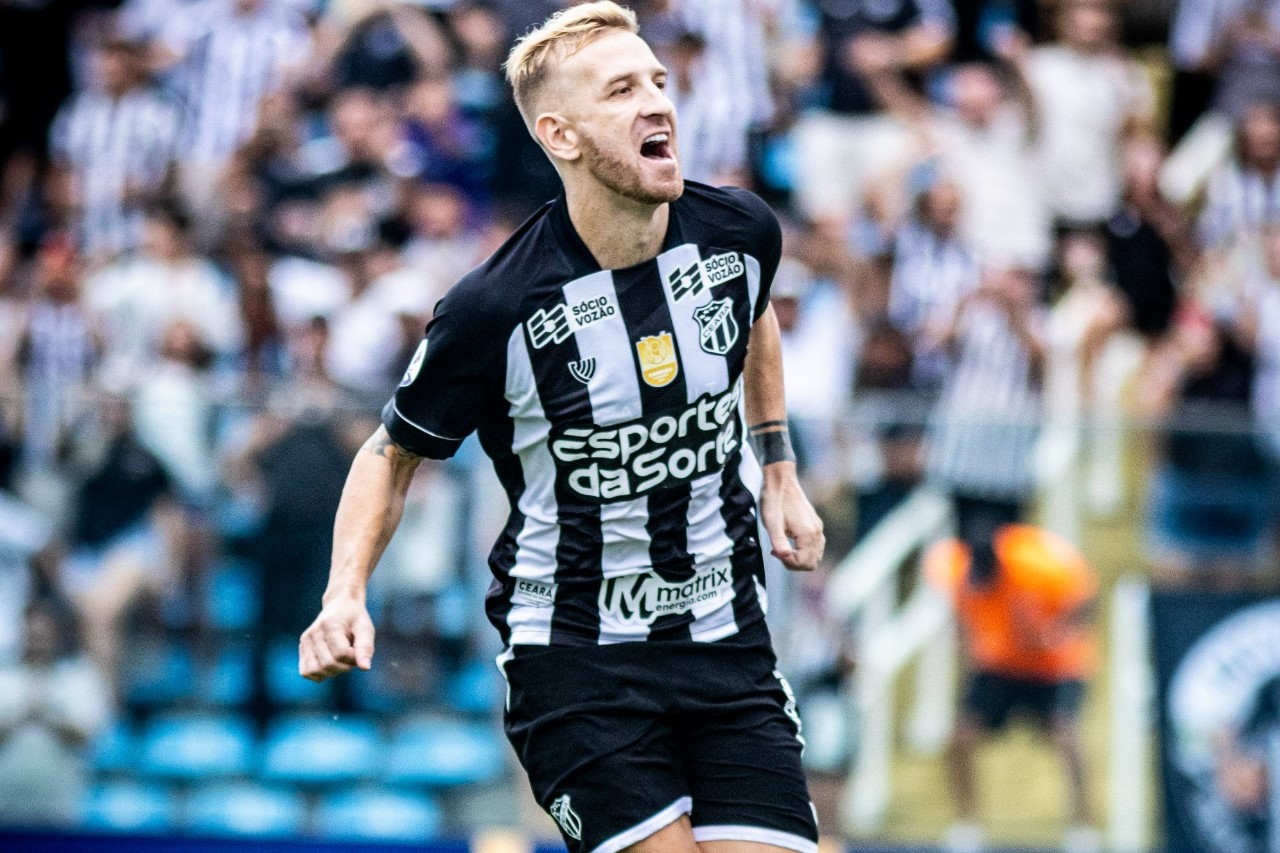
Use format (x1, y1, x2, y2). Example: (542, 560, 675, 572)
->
(743, 304, 825, 571)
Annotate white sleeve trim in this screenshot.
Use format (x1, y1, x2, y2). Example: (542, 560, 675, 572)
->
(390, 399, 464, 442)
(588, 796, 692, 853)
(691, 825, 818, 853)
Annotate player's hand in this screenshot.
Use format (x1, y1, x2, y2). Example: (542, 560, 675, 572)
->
(759, 462, 825, 571)
(298, 595, 375, 682)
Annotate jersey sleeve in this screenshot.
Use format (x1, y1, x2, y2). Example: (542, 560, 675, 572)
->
(381, 283, 507, 459)
(722, 186, 783, 321)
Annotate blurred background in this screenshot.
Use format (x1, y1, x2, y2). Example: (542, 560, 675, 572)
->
(0, 0, 1279, 852)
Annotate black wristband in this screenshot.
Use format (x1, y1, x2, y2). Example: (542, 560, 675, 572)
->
(749, 428, 796, 465)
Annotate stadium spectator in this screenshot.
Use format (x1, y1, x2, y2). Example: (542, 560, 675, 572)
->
(1025, 0, 1155, 229)
(873, 43, 1053, 269)
(47, 35, 180, 264)
(130, 319, 223, 504)
(928, 267, 1047, 543)
(1170, 0, 1280, 136)
(0, 492, 56, 665)
(63, 392, 178, 687)
(402, 182, 484, 292)
(792, 0, 954, 220)
(15, 234, 100, 470)
(400, 75, 493, 203)
(1198, 101, 1280, 251)
(1138, 307, 1272, 588)
(164, 0, 312, 244)
(0, 601, 112, 828)
(926, 524, 1099, 853)
(1069, 140, 1186, 410)
(847, 317, 927, 540)
(329, 1, 450, 91)
(888, 175, 979, 389)
(85, 202, 243, 383)
(774, 256, 857, 482)
(324, 229, 433, 399)
(0, 0, 124, 234)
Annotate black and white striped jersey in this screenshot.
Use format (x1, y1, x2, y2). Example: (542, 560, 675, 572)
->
(382, 182, 782, 648)
(49, 86, 181, 257)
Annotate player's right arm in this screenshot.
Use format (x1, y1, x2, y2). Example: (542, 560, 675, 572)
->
(299, 426, 422, 682)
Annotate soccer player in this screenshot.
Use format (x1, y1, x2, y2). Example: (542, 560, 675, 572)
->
(298, 5, 826, 853)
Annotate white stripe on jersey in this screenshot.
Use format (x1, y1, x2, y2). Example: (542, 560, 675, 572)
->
(506, 329, 558, 646)
(562, 271, 653, 583)
(744, 255, 763, 319)
(656, 246, 736, 562)
(658, 244, 731, 397)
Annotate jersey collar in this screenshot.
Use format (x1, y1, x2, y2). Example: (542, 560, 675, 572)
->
(547, 191, 685, 276)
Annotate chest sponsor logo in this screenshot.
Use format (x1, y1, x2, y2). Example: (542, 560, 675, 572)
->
(693, 297, 739, 355)
(548, 383, 741, 503)
(511, 578, 557, 608)
(636, 331, 679, 387)
(599, 563, 734, 626)
(669, 251, 746, 302)
(526, 295, 618, 349)
(399, 339, 427, 387)
(567, 358, 595, 384)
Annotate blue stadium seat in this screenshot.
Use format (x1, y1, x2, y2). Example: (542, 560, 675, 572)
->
(126, 642, 195, 707)
(434, 583, 472, 640)
(266, 638, 331, 706)
(137, 712, 255, 780)
(199, 642, 255, 707)
(184, 782, 306, 838)
(446, 659, 501, 715)
(89, 719, 136, 774)
(81, 781, 176, 833)
(384, 719, 505, 787)
(315, 788, 443, 842)
(204, 559, 262, 631)
(260, 714, 381, 784)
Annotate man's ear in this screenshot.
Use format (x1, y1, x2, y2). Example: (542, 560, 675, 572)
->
(535, 112, 581, 163)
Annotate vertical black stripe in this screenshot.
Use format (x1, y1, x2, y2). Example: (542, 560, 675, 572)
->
(612, 261, 697, 639)
(719, 452, 766, 635)
(709, 257, 755, 380)
(479, 412, 524, 647)
(523, 307, 603, 646)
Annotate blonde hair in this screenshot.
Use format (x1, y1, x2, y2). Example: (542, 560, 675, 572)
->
(504, 1, 639, 124)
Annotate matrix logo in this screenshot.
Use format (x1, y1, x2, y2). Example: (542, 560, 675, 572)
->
(548, 383, 742, 503)
(599, 564, 733, 625)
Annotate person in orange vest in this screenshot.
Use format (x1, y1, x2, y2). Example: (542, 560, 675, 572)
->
(925, 523, 1100, 853)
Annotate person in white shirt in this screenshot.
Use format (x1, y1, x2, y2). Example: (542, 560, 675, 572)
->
(85, 203, 244, 382)
(0, 602, 112, 828)
(1024, 0, 1154, 227)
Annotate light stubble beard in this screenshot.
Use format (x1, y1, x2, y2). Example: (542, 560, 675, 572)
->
(579, 132, 683, 206)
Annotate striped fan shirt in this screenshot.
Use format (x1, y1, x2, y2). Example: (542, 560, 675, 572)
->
(171, 0, 310, 165)
(382, 182, 782, 648)
(49, 86, 181, 257)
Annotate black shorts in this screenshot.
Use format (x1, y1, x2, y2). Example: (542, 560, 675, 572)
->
(501, 624, 818, 853)
(962, 671, 1085, 731)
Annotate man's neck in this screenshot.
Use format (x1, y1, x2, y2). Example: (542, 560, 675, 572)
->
(565, 185, 670, 270)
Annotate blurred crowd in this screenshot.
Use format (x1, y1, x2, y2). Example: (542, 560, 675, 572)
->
(1, 0, 1280, 842)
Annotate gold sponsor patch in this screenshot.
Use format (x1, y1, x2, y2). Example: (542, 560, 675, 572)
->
(635, 332, 679, 387)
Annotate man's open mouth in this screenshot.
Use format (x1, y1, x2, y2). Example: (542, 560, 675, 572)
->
(640, 132, 673, 160)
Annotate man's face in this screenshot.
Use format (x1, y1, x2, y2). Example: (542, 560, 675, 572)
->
(1061, 2, 1114, 50)
(548, 31, 682, 205)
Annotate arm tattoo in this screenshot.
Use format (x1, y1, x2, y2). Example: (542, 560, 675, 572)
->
(747, 420, 796, 464)
(361, 427, 421, 462)
(748, 419, 789, 435)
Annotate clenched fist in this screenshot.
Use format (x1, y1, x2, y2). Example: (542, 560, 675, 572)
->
(298, 596, 376, 682)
